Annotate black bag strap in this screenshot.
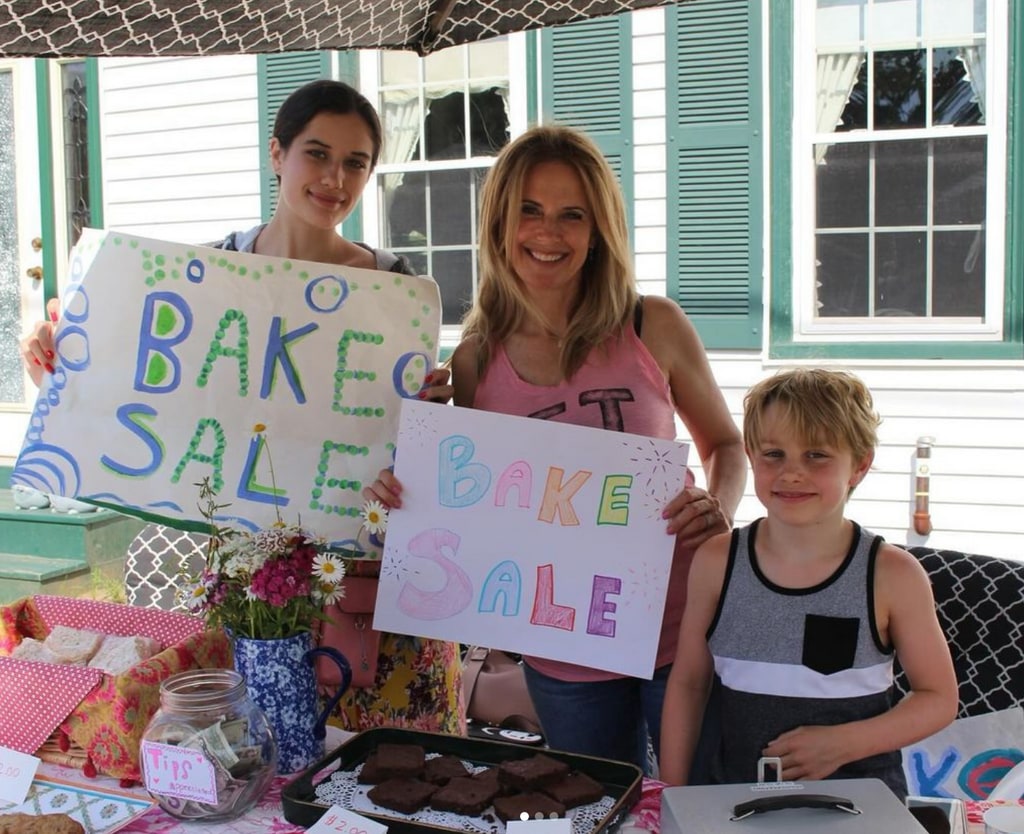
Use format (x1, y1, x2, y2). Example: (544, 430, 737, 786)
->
(462, 646, 491, 708)
(633, 294, 645, 337)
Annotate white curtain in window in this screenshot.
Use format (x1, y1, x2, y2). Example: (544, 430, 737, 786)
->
(382, 89, 423, 167)
(958, 45, 987, 121)
(815, 52, 864, 165)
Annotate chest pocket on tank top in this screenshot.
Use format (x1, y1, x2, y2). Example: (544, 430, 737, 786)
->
(802, 613, 860, 675)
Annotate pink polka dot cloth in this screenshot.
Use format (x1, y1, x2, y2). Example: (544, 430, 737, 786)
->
(0, 596, 209, 757)
(34, 595, 206, 646)
(0, 656, 102, 754)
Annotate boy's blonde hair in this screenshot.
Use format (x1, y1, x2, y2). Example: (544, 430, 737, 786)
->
(743, 369, 881, 462)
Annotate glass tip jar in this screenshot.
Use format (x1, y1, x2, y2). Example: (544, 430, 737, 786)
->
(140, 668, 277, 821)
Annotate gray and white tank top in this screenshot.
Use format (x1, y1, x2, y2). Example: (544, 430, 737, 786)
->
(706, 519, 907, 797)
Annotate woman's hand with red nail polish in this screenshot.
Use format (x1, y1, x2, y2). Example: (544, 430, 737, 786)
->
(19, 297, 61, 388)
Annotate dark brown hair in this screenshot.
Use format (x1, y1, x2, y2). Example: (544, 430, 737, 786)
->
(272, 79, 383, 169)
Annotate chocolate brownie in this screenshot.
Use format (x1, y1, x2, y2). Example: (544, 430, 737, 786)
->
(366, 777, 437, 814)
(357, 752, 386, 784)
(498, 753, 571, 790)
(493, 791, 567, 822)
(423, 754, 471, 785)
(374, 743, 425, 778)
(541, 771, 605, 808)
(429, 775, 499, 815)
(472, 766, 513, 796)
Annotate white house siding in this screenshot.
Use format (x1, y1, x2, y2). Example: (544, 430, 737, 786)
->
(98, 54, 261, 246)
(631, 7, 668, 297)
(682, 357, 1024, 563)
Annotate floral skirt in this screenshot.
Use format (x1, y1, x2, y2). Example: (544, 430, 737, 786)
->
(328, 632, 465, 735)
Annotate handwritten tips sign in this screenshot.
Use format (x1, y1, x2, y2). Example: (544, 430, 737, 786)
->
(375, 399, 689, 678)
(11, 229, 441, 549)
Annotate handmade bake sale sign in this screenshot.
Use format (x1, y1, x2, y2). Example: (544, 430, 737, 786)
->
(10, 229, 441, 550)
(374, 399, 689, 677)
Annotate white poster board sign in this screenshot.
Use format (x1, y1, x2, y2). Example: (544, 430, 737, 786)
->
(374, 399, 689, 678)
(10, 229, 441, 550)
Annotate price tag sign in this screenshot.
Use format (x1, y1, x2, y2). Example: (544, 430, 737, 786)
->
(507, 818, 573, 834)
(308, 805, 389, 834)
(0, 746, 40, 806)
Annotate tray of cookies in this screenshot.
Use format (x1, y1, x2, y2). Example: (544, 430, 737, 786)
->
(281, 727, 643, 834)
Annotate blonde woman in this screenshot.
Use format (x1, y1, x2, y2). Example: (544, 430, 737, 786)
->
(369, 125, 746, 771)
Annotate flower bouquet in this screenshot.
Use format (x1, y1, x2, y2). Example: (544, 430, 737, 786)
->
(182, 479, 346, 640)
(177, 426, 363, 774)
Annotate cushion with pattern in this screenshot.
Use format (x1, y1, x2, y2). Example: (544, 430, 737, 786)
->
(123, 524, 208, 611)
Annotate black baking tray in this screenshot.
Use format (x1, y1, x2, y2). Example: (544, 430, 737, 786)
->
(281, 727, 643, 833)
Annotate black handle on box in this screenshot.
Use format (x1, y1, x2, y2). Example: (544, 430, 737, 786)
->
(731, 793, 861, 821)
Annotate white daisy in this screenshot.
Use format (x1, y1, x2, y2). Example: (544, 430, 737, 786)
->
(315, 581, 345, 605)
(183, 582, 209, 611)
(360, 500, 389, 535)
(313, 553, 346, 585)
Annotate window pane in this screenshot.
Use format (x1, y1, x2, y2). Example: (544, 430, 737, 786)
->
(934, 136, 986, 225)
(874, 50, 926, 129)
(381, 51, 420, 86)
(470, 39, 508, 77)
(928, 0, 985, 39)
(933, 230, 985, 316)
(933, 47, 984, 126)
(404, 250, 428, 276)
(469, 86, 509, 157)
(873, 0, 922, 42)
(429, 169, 472, 247)
(421, 87, 509, 161)
(432, 249, 474, 326)
(875, 139, 927, 226)
(385, 171, 427, 248)
(815, 233, 869, 316)
(875, 231, 926, 315)
(425, 45, 464, 84)
(424, 88, 467, 159)
(0, 70, 24, 404)
(816, 142, 869, 228)
(61, 61, 89, 246)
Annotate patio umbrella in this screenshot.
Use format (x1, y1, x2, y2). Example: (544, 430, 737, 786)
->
(0, 0, 678, 58)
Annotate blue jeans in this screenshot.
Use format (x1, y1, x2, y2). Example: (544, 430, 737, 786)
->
(523, 663, 721, 779)
(523, 663, 669, 775)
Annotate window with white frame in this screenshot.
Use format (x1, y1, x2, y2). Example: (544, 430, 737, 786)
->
(361, 41, 516, 328)
(794, 0, 1006, 340)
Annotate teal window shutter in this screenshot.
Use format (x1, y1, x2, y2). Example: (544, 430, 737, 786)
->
(541, 15, 634, 230)
(667, 0, 763, 349)
(257, 52, 332, 223)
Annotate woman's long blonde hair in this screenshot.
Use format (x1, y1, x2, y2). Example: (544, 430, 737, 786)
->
(461, 125, 637, 379)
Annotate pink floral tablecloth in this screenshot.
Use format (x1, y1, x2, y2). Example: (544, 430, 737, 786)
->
(36, 760, 660, 834)
(33, 763, 994, 834)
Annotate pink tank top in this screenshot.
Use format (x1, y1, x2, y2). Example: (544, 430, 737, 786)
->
(473, 327, 695, 682)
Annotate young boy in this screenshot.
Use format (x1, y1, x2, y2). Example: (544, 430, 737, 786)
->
(660, 369, 957, 798)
